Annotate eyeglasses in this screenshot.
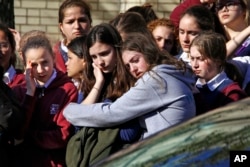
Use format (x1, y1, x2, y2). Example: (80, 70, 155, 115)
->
(0, 42, 10, 51)
(215, 1, 241, 13)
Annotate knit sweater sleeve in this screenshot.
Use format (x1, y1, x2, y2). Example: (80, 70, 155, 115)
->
(119, 119, 142, 143)
(220, 82, 247, 105)
(63, 74, 165, 127)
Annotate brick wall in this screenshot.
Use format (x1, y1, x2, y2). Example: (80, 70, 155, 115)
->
(14, 0, 180, 44)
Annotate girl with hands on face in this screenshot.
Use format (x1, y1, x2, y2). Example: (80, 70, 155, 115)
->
(91, 62, 105, 90)
(64, 30, 196, 140)
(12, 32, 78, 167)
(64, 24, 142, 167)
(92, 62, 104, 84)
(81, 23, 135, 104)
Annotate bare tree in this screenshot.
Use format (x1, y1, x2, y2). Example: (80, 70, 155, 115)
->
(0, 0, 15, 28)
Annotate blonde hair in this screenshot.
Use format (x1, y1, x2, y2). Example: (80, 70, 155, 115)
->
(243, 0, 250, 25)
(191, 31, 226, 69)
(216, 0, 250, 25)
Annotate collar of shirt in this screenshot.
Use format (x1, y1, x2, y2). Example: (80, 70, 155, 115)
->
(3, 65, 16, 84)
(196, 71, 228, 91)
(60, 39, 68, 53)
(176, 52, 191, 66)
(72, 78, 80, 88)
(36, 69, 57, 88)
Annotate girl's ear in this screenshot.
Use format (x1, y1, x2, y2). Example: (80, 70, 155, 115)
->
(59, 23, 65, 36)
(82, 60, 86, 67)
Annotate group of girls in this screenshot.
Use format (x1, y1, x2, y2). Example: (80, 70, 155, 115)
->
(62, 2, 196, 166)
(170, 0, 250, 109)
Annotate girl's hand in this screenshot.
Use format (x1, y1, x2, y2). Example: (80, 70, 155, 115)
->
(8, 28, 21, 51)
(81, 63, 105, 104)
(25, 62, 36, 96)
(200, 0, 216, 9)
(247, 26, 250, 34)
(92, 63, 104, 86)
(200, 0, 216, 3)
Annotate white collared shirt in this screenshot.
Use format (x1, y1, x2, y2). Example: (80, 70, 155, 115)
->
(229, 56, 250, 89)
(60, 39, 68, 53)
(3, 65, 16, 84)
(175, 52, 191, 67)
(35, 69, 57, 88)
(196, 71, 229, 91)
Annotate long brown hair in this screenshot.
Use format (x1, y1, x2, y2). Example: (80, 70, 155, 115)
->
(216, 0, 250, 25)
(121, 32, 186, 73)
(83, 23, 135, 101)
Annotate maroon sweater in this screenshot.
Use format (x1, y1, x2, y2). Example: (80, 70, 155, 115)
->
(8, 69, 25, 88)
(12, 70, 77, 167)
(53, 42, 67, 73)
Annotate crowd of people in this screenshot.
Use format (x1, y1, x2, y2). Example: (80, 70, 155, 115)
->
(0, 0, 249, 166)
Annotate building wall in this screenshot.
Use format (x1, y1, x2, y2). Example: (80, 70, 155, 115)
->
(14, 0, 180, 44)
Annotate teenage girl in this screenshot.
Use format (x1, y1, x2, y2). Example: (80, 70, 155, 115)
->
(0, 23, 25, 87)
(147, 18, 178, 55)
(54, 0, 92, 73)
(66, 35, 87, 103)
(64, 23, 141, 167)
(216, 0, 250, 57)
(189, 31, 247, 114)
(12, 32, 78, 167)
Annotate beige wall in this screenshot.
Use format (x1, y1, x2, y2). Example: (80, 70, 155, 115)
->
(14, 0, 180, 44)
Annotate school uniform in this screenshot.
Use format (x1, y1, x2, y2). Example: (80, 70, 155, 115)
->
(196, 71, 247, 114)
(53, 41, 68, 73)
(3, 65, 25, 88)
(12, 69, 78, 167)
(175, 51, 191, 67)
